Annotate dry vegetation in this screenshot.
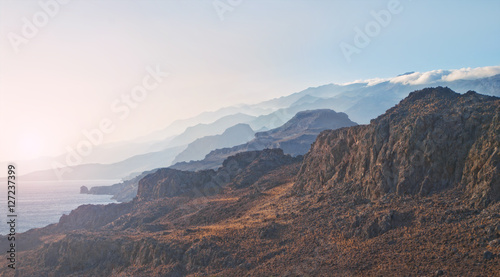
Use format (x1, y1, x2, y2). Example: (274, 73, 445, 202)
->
(5, 165, 498, 276)
(1, 88, 498, 276)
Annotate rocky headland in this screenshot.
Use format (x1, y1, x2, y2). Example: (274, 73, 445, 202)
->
(1, 87, 498, 276)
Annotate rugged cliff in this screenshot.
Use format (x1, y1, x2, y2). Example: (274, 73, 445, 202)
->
(294, 87, 499, 207)
(58, 202, 134, 231)
(86, 169, 157, 202)
(137, 149, 300, 201)
(3, 88, 499, 276)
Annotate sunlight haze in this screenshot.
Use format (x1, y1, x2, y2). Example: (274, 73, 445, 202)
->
(1, 0, 499, 161)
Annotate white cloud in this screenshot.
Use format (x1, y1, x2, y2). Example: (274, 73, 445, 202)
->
(389, 69, 450, 85)
(365, 78, 389, 86)
(339, 66, 500, 87)
(441, 66, 500, 82)
(343, 78, 387, 86)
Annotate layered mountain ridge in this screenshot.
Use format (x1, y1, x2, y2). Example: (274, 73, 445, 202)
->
(7, 72, 500, 180)
(171, 123, 255, 164)
(171, 109, 356, 171)
(85, 109, 353, 201)
(294, 87, 499, 207)
(2, 87, 499, 276)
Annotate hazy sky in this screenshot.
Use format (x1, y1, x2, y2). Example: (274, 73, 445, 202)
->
(1, 0, 499, 161)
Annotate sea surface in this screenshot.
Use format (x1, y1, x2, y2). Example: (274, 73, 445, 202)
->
(0, 179, 118, 235)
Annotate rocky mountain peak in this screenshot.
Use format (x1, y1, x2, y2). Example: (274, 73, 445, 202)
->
(256, 109, 355, 138)
(373, 87, 498, 125)
(295, 87, 499, 207)
(5, 86, 500, 276)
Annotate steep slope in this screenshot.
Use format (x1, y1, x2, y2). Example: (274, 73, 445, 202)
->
(2, 88, 500, 276)
(172, 123, 255, 164)
(8, 71, 500, 180)
(137, 149, 300, 201)
(85, 169, 158, 202)
(253, 109, 357, 155)
(171, 109, 357, 171)
(294, 87, 500, 207)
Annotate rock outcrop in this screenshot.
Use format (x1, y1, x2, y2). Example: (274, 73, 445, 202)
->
(79, 186, 89, 194)
(137, 168, 217, 201)
(294, 87, 500, 207)
(87, 169, 157, 202)
(137, 149, 301, 201)
(58, 202, 134, 231)
(3, 87, 499, 277)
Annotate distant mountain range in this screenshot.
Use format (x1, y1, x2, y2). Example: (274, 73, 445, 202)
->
(8, 87, 499, 276)
(171, 109, 357, 171)
(20, 145, 185, 181)
(171, 123, 255, 164)
(147, 113, 256, 151)
(295, 87, 500, 207)
(86, 109, 356, 200)
(5, 69, 500, 180)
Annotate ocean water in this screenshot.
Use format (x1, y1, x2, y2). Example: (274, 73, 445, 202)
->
(0, 179, 118, 235)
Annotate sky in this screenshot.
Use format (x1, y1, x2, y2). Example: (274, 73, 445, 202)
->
(1, 0, 500, 161)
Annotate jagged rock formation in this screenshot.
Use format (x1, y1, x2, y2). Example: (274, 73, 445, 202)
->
(2, 88, 499, 277)
(88, 110, 353, 201)
(58, 202, 134, 231)
(137, 168, 216, 201)
(87, 169, 157, 202)
(79, 186, 89, 194)
(137, 149, 300, 201)
(171, 109, 356, 171)
(294, 87, 500, 207)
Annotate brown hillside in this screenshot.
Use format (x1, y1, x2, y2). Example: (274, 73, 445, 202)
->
(1, 88, 498, 276)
